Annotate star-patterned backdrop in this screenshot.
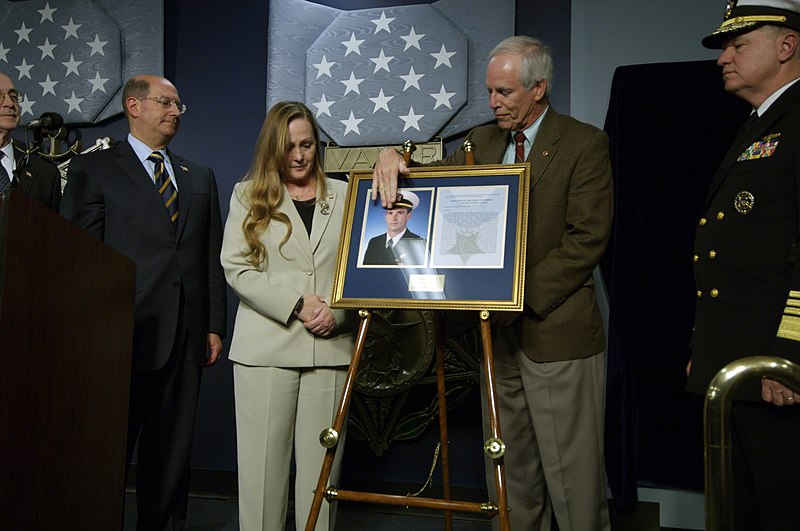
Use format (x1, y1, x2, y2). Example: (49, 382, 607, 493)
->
(268, 0, 514, 147)
(0, 0, 163, 124)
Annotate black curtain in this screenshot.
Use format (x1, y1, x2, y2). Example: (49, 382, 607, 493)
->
(601, 60, 750, 508)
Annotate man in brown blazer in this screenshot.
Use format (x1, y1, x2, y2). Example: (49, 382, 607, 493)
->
(373, 36, 613, 531)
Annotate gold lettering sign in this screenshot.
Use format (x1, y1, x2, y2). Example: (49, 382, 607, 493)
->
(323, 139, 444, 174)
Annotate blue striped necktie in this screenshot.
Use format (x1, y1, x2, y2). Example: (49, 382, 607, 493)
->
(147, 151, 179, 223)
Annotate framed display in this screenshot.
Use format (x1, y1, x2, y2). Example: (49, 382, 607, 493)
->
(331, 164, 530, 311)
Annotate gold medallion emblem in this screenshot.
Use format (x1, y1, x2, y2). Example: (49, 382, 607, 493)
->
(734, 190, 754, 214)
(356, 309, 435, 397)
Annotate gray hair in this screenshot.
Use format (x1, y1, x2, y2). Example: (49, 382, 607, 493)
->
(489, 35, 553, 94)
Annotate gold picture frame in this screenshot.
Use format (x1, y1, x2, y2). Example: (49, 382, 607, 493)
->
(331, 163, 530, 311)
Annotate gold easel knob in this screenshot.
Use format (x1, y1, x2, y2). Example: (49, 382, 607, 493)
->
(479, 309, 490, 321)
(400, 139, 417, 154)
(400, 140, 416, 165)
(481, 501, 499, 515)
(484, 437, 505, 459)
(325, 486, 339, 500)
(462, 139, 476, 165)
(319, 428, 339, 448)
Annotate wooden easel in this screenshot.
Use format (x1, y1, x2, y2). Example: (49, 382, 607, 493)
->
(304, 142, 511, 531)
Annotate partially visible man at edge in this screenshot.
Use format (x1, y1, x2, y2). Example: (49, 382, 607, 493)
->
(373, 35, 613, 531)
(61, 74, 227, 530)
(688, 1, 800, 529)
(0, 70, 61, 210)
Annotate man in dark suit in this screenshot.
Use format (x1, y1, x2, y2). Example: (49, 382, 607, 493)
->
(688, 1, 800, 529)
(61, 75, 227, 530)
(363, 190, 426, 266)
(0, 71, 60, 210)
(373, 36, 613, 531)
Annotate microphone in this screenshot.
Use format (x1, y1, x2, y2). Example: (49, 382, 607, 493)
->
(25, 112, 64, 130)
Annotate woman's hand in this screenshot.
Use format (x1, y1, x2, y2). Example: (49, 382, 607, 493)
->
(298, 295, 337, 337)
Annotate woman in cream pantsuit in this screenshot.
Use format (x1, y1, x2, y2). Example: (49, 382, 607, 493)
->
(221, 102, 353, 531)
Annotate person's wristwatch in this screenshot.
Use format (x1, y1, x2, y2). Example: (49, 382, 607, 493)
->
(293, 296, 304, 317)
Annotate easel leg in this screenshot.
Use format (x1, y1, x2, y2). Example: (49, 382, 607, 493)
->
(305, 310, 372, 531)
(434, 312, 453, 531)
(479, 311, 510, 531)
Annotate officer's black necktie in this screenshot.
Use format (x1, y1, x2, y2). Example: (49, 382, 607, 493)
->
(0, 151, 13, 194)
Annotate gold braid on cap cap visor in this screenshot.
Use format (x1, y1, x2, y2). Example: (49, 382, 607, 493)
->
(717, 14, 788, 33)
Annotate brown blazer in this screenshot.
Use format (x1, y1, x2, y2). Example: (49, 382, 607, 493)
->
(429, 107, 613, 362)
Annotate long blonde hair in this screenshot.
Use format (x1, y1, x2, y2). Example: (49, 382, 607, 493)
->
(241, 101, 328, 267)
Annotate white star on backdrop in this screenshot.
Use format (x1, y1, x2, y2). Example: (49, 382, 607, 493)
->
(313, 93, 335, 117)
(15, 58, 34, 79)
(340, 111, 363, 136)
(370, 11, 394, 34)
(16, 22, 33, 44)
(369, 88, 393, 113)
(313, 55, 335, 79)
(61, 18, 81, 40)
(399, 66, 424, 91)
(430, 84, 456, 109)
(88, 71, 109, 93)
(400, 27, 425, 51)
(342, 33, 364, 56)
(86, 34, 108, 56)
(19, 95, 36, 116)
(369, 49, 393, 73)
(340, 71, 364, 95)
(62, 54, 82, 77)
(38, 3, 57, 23)
(400, 107, 424, 131)
(64, 90, 84, 113)
(431, 44, 456, 69)
(39, 74, 58, 96)
(37, 38, 57, 60)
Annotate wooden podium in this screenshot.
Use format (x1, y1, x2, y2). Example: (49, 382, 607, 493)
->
(0, 190, 136, 531)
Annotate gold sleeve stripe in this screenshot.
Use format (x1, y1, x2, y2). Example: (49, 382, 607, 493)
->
(786, 300, 800, 308)
(777, 314, 800, 342)
(789, 290, 800, 298)
(784, 307, 800, 316)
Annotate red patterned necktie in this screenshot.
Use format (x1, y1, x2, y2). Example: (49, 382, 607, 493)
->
(514, 131, 526, 163)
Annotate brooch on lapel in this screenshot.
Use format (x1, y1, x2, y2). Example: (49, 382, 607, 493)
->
(319, 192, 333, 215)
(738, 133, 780, 161)
(180, 165, 189, 172)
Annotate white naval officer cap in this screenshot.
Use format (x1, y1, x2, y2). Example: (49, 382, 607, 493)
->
(703, 0, 800, 48)
(393, 190, 420, 210)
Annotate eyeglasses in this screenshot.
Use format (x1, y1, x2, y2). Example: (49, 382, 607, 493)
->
(137, 96, 187, 114)
(0, 89, 20, 105)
